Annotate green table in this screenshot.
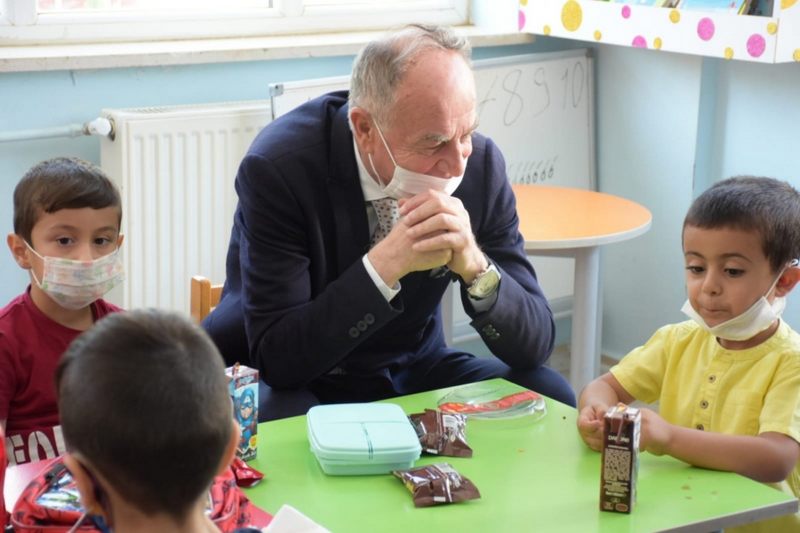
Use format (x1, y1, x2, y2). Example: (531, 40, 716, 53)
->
(245, 379, 797, 532)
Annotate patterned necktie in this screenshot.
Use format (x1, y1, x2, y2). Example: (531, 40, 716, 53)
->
(370, 197, 400, 247)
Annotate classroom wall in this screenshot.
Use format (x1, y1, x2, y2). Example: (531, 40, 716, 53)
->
(594, 43, 800, 359)
(0, 41, 566, 305)
(2, 37, 799, 361)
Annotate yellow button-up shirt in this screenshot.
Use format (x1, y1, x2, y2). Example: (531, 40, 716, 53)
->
(611, 320, 800, 532)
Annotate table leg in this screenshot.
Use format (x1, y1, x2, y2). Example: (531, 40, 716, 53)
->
(570, 246, 602, 392)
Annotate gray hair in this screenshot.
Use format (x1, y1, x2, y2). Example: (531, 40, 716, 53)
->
(349, 24, 472, 126)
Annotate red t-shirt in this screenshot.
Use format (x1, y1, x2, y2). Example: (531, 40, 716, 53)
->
(0, 287, 120, 466)
(1, 426, 6, 525)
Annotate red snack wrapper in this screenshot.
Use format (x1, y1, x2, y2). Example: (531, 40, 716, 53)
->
(231, 456, 264, 488)
(439, 390, 541, 415)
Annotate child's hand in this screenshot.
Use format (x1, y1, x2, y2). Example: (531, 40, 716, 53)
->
(577, 404, 608, 451)
(639, 408, 673, 456)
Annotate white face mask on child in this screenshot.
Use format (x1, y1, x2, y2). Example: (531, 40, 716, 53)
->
(26, 242, 124, 310)
(681, 261, 796, 341)
(367, 122, 464, 200)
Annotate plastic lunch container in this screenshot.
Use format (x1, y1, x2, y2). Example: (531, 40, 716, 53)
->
(306, 403, 422, 475)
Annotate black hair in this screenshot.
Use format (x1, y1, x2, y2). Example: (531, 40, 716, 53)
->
(684, 176, 800, 273)
(13, 157, 121, 243)
(56, 309, 233, 522)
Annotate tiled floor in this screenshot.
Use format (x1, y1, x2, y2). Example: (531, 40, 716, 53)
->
(547, 344, 616, 382)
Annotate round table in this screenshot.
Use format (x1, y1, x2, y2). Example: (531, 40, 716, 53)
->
(512, 184, 652, 391)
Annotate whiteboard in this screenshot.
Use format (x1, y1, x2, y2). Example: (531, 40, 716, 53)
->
(268, 49, 595, 191)
(267, 50, 595, 314)
(473, 50, 594, 190)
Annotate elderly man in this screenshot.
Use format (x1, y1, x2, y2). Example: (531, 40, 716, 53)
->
(204, 24, 575, 419)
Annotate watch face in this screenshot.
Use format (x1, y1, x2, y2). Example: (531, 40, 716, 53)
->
(470, 265, 500, 298)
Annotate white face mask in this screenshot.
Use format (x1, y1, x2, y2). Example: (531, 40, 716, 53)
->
(367, 122, 464, 199)
(26, 242, 124, 310)
(681, 261, 795, 341)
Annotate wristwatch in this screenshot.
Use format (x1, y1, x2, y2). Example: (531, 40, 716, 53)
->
(467, 261, 501, 300)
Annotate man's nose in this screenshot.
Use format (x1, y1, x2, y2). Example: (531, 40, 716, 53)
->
(436, 140, 471, 177)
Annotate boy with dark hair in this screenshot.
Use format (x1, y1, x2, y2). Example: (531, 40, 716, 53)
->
(1, 157, 124, 465)
(57, 309, 239, 533)
(578, 176, 800, 531)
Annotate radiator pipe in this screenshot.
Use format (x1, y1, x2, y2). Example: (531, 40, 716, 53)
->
(0, 117, 113, 143)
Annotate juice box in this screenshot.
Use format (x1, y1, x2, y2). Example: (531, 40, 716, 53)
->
(600, 403, 641, 514)
(226, 363, 259, 461)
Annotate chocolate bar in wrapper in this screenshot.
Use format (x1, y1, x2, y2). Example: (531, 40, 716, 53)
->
(226, 364, 259, 461)
(600, 403, 640, 514)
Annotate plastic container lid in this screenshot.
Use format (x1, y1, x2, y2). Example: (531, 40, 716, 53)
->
(307, 403, 422, 476)
(437, 381, 547, 421)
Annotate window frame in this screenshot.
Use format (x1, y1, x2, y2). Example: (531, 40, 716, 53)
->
(0, 0, 470, 45)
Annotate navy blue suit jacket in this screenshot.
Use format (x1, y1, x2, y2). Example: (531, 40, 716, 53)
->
(205, 91, 555, 390)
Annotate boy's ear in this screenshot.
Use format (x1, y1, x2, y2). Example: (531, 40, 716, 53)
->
(775, 266, 800, 297)
(63, 454, 107, 518)
(6, 233, 32, 269)
(216, 419, 241, 475)
(116, 233, 124, 249)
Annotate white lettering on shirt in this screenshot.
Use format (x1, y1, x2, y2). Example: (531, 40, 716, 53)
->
(5, 426, 65, 466)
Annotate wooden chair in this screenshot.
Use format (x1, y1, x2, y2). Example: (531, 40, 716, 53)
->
(190, 275, 223, 323)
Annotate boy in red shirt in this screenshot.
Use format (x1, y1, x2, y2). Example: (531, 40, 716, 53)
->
(1, 157, 123, 465)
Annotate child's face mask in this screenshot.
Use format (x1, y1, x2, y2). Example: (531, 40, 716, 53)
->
(26, 242, 124, 310)
(681, 260, 796, 341)
(367, 121, 464, 199)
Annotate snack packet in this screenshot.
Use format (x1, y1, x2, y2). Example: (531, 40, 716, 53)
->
(438, 382, 546, 421)
(392, 463, 480, 508)
(408, 409, 472, 458)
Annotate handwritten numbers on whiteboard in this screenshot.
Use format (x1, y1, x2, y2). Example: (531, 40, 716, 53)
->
(501, 69, 525, 126)
(476, 76, 498, 124)
(561, 61, 586, 110)
(472, 52, 592, 190)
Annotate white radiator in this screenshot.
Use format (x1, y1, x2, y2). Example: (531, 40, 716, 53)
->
(99, 101, 270, 313)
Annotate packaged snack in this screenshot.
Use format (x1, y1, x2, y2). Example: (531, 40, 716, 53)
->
(392, 463, 480, 507)
(437, 381, 546, 420)
(226, 364, 259, 461)
(408, 409, 472, 458)
(600, 403, 641, 514)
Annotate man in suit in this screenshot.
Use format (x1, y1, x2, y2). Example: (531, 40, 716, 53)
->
(204, 24, 575, 420)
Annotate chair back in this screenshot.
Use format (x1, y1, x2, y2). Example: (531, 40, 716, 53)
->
(190, 275, 223, 323)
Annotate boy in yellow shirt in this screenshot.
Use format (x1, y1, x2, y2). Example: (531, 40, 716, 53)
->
(578, 176, 800, 531)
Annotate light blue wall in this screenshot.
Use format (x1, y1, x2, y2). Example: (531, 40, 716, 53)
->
(0, 42, 557, 305)
(594, 43, 800, 358)
(596, 45, 703, 358)
(3, 37, 799, 359)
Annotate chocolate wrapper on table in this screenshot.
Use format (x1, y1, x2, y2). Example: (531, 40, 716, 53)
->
(393, 463, 481, 508)
(408, 409, 473, 458)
